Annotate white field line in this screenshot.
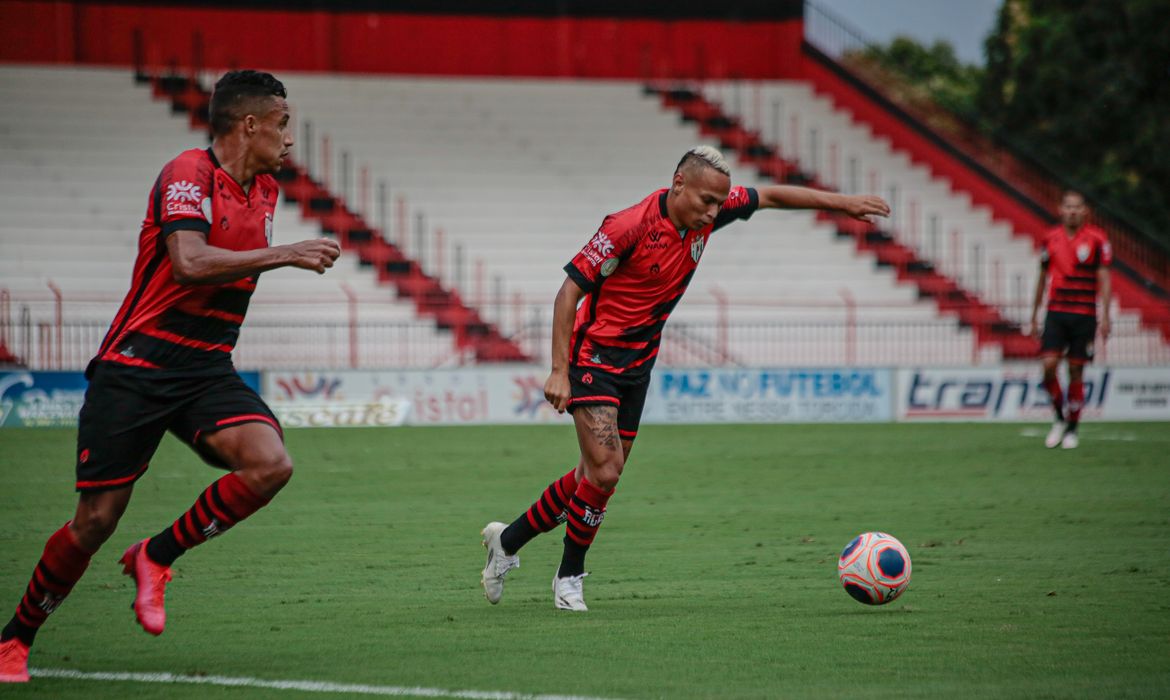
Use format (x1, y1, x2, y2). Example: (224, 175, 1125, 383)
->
(30, 668, 624, 700)
(1018, 427, 1138, 441)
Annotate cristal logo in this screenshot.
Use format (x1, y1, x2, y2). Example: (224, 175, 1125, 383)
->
(166, 180, 203, 203)
(590, 231, 614, 256)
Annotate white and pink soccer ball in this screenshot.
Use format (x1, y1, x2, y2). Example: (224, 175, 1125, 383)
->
(838, 532, 912, 605)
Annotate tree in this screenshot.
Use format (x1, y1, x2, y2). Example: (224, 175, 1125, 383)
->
(978, 0, 1170, 238)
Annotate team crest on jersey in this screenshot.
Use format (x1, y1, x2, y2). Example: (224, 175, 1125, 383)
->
(600, 258, 619, 277)
(1076, 244, 1091, 262)
(690, 234, 705, 263)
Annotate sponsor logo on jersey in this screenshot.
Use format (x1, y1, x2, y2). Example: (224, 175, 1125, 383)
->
(590, 231, 615, 256)
(166, 180, 202, 204)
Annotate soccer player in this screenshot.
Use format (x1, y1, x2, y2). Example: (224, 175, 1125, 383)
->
(1029, 190, 1112, 450)
(0, 70, 341, 683)
(480, 146, 889, 611)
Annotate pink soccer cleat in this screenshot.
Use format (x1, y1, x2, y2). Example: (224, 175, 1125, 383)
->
(0, 637, 30, 683)
(119, 539, 172, 636)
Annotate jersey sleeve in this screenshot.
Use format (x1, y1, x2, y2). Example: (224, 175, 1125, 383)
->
(1098, 236, 1113, 267)
(711, 186, 759, 232)
(157, 152, 214, 238)
(563, 217, 641, 293)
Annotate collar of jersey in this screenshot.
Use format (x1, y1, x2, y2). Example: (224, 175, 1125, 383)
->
(657, 189, 687, 239)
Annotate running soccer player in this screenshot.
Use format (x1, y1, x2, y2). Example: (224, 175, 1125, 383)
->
(1029, 190, 1112, 450)
(480, 146, 889, 611)
(0, 70, 340, 683)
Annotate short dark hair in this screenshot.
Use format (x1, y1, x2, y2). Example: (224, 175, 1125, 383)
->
(209, 70, 287, 137)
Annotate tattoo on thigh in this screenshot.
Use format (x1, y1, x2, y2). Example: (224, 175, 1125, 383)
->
(585, 405, 619, 449)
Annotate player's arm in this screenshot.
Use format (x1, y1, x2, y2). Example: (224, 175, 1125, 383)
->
(544, 276, 587, 413)
(756, 185, 890, 222)
(166, 230, 341, 286)
(1029, 256, 1048, 339)
(1098, 266, 1111, 339)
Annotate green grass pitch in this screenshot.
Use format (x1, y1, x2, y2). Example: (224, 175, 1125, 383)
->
(1, 423, 1168, 699)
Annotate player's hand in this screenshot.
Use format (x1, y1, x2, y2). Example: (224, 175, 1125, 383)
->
(1100, 317, 1111, 341)
(843, 194, 891, 223)
(544, 370, 571, 414)
(1028, 317, 1041, 340)
(286, 238, 341, 274)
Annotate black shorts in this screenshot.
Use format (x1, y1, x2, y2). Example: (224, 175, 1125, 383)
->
(566, 365, 650, 442)
(75, 363, 282, 492)
(1041, 311, 1097, 363)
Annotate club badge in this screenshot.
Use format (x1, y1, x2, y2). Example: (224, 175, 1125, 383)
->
(690, 234, 705, 263)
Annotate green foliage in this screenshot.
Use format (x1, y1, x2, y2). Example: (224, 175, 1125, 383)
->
(858, 3, 1168, 238)
(2, 423, 1169, 698)
(979, 0, 1170, 233)
(860, 36, 982, 115)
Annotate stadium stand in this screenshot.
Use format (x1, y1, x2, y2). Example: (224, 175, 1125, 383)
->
(2, 65, 1165, 369)
(667, 79, 1168, 365)
(0, 66, 463, 369)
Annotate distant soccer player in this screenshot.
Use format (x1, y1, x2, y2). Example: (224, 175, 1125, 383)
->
(480, 146, 889, 611)
(0, 70, 341, 683)
(1029, 190, 1111, 450)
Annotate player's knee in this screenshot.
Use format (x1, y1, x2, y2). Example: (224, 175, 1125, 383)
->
(240, 451, 294, 497)
(592, 458, 623, 491)
(71, 508, 119, 549)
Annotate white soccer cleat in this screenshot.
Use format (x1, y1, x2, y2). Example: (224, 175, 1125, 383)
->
(1061, 431, 1079, 450)
(480, 522, 519, 605)
(553, 572, 589, 612)
(1045, 421, 1066, 449)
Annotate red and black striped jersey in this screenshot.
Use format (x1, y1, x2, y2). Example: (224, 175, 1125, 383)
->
(1040, 223, 1111, 317)
(89, 148, 279, 377)
(564, 186, 758, 375)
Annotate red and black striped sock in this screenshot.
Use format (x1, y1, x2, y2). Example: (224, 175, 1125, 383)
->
(558, 477, 613, 578)
(2, 522, 93, 647)
(1067, 378, 1085, 430)
(500, 468, 578, 554)
(145, 472, 270, 566)
(1042, 374, 1064, 422)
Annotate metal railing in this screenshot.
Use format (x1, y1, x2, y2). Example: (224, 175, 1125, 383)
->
(4, 291, 1167, 370)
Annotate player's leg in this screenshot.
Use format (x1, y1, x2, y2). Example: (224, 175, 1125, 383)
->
(496, 461, 583, 556)
(481, 458, 581, 604)
(2, 364, 166, 681)
(0, 488, 134, 683)
(553, 374, 646, 611)
(123, 375, 285, 635)
(550, 404, 622, 612)
(1060, 314, 1096, 449)
(1040, 312, 1069, 448)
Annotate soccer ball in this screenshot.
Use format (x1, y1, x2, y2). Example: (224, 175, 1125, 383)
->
(837, 532, 911, 605)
